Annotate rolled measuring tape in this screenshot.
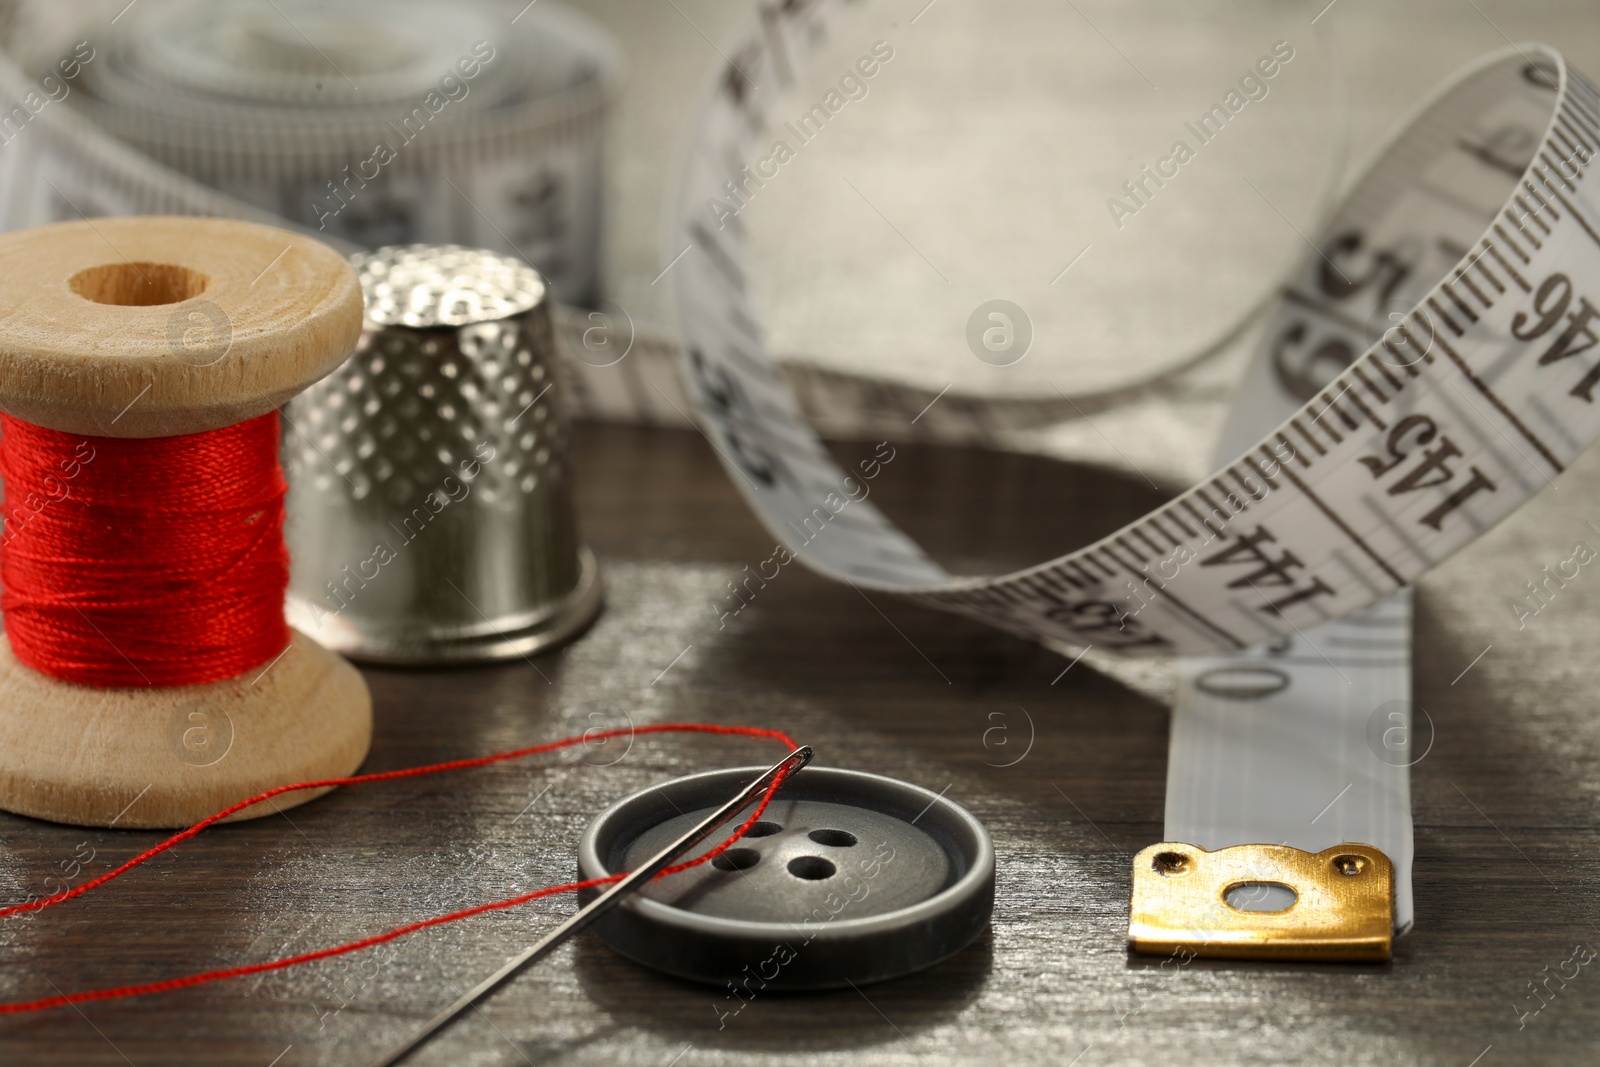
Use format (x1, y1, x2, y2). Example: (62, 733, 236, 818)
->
(0, 0, 617, 306)
(669, 3, 1600, 959)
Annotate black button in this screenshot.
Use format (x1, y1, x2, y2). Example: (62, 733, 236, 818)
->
(577, 765, 994, 990)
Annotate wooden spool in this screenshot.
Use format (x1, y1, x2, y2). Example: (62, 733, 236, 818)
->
(0, 216, 372, 829)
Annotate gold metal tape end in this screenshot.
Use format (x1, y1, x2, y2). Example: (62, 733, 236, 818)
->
(1127, 842, 1393, 963)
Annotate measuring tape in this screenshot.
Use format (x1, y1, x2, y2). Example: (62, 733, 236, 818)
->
(0, 0, 616, 305)
(667, 1, 1600, 953)
(674, 22, 1600, 659)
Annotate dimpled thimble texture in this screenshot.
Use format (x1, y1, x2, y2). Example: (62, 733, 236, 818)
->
(284, 244, 601, 663)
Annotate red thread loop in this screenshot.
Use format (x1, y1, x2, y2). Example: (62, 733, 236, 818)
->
(0, 724, 800, 1015)
(0, 412, 291, 687)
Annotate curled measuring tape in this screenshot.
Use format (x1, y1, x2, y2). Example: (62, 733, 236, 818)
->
(672, 31, 1600, 662)
(668, 5, 1600, 952)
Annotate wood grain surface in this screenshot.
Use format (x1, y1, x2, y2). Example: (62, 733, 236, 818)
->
(0, 421, 1596, 1066)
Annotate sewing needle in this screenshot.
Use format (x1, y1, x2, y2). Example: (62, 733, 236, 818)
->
(370, 744, 814, 1066)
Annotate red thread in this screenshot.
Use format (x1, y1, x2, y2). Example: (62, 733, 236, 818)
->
(0, 412, 291, 687)
(0, 722, 799, 1015)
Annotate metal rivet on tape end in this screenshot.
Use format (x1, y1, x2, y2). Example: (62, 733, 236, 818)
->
(1128, 842, 1394, 962)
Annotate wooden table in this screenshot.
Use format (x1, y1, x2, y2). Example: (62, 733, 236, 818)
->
(1, 421, 1597, 1066)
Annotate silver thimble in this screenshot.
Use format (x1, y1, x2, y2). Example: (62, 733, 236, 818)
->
(284, 244, 602, 663)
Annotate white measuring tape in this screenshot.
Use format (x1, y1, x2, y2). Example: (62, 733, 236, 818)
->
(668, 2, 1600, 936)
(675, 24, 1599, 660)
(0, 0, 616, 305)
(2, 0, 1595, 944)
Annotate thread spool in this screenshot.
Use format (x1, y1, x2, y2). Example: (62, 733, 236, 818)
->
(0, 216, 372, 829)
